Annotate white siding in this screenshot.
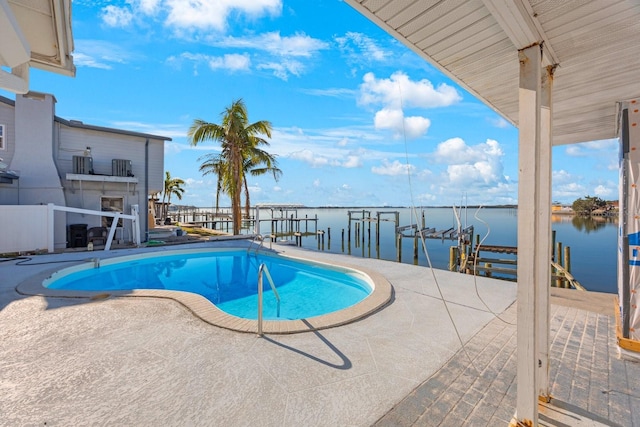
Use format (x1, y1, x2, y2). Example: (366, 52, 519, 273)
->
(54, 123, 165, 241)
(148, 139, 164, 193)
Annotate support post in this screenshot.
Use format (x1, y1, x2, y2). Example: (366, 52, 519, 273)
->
(537, 64, 553, 400)
(515, 43, 553, 425)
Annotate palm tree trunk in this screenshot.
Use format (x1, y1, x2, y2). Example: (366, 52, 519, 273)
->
(244, 178, 251, 220)
(215, 179, 221, 215)
(161, 192, 167, 221)
(232, 147, 242, 235)
(167, 194, 172, 222)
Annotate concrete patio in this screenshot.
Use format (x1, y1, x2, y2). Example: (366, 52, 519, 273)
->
(0, 241, 637, 426)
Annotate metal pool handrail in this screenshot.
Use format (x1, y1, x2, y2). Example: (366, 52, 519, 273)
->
(248, 234, 265, 254)
(257, 263, 281, 336)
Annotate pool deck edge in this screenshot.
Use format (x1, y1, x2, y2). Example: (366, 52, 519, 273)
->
(14, 247, 393, 335)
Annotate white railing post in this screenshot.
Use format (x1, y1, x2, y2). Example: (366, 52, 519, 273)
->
(257, 265, 264, 337)
(104, 212, 120, 251)
(131, 204, 140, 247)
(255, 205, 260, 235)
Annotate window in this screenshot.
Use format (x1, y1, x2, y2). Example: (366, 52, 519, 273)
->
(101, 197, 124, 228)
(0, 124, 5, 150)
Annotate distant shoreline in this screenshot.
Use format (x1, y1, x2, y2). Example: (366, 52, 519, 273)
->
(172, 204, 520, 210)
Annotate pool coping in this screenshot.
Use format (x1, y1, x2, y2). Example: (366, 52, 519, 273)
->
(15, 247, 393, 334)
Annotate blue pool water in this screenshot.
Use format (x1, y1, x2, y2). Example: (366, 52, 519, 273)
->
(45, 249, 372, 320)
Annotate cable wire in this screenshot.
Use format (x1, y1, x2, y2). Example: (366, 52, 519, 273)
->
(471, 207, 516, 325)
(397, 84, 479, 372)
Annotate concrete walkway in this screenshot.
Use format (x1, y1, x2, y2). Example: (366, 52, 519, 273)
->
(1, 242, 638, 426)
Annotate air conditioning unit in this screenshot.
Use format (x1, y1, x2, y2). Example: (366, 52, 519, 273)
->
(112, 159, 133, 177)
(72, 156, 93, 174)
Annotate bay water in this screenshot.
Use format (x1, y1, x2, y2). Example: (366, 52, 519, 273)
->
(252, 207, 618, 294)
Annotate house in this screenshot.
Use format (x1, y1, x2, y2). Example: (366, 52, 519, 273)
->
(551, 204, 573, 215)
(0, 92, 171, 252)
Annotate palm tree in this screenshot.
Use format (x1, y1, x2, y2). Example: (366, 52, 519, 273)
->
(188, 99, 281, 235)
(162, 171, 185, 220)
(196, 153, 227, 215)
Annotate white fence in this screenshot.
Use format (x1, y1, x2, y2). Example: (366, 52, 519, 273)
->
(0, 204, 140, 254)
(0, 205, 50, 253)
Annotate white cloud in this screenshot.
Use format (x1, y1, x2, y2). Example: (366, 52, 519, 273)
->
(73, 52, 113, 70)
(136, 0, 161, 15)
(313, 179, 321, 187)
(565, 145, 585, 157)
(447, 161, 499, 185)
(371, 160, 415, 176)
(335, 32, 390, 62)
(373, 108, 431, 139)
(552, 169, 575, 184)
(553, 182, 587, 200)
(215, 32, 328, 57)
(433, 138, 503, 164)
(290, 150, 329, 167)
(165, 0, 281, 32)
(403, 116, 431, 139)
(257, 59, 304, 80)
(358, 71, 459, 140)
(247, 184, 262, 193)
(373, 108, 402, 130)
(168, 52, 251, 73)
(302, 88, 356, 98)
(593, 184, 614, 198)
(74, 40, 132, 69)
(183, 178, 204, 187)
(289, 149, 362, 169)
(428, 138, 509, 193)
(209, 54, 251, 71)
(343, 156, 362, 168)
(565, 139, 618, 157)
(337, 138, 349, 147)
(489, 116, 511, 128)
(110, 121, 187, 139)
(359, 71, 461, 110)
(101, 5, 134, 27)
(100, 0, 282, 34)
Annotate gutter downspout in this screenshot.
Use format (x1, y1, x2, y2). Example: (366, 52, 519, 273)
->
(144, 138, 149, 243)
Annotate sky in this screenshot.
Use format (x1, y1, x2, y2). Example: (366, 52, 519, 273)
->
(1, 0, 620, 208)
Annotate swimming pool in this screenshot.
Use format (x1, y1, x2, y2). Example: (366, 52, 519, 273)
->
(39, 248, 392, 333)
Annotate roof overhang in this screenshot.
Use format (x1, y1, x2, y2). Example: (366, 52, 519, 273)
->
(345, 0, 640, 145)
(0, 0, 75, 94)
